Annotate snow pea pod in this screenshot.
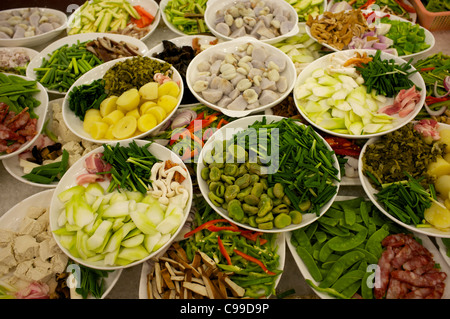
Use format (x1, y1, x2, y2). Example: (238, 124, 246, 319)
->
(364, 225, 390, 259)
(296, 246, 323, 282)
(361, 269, 375, 299)
(331, 269, 366, 293)
(319, 250, 366, 288)
(306, 279, 350, 299)
(327, 227, 368, 252)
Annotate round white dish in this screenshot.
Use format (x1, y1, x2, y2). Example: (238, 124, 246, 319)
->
(138, 232, 286, 299)
(186, 37, 297, 118)
(204, 0, 300, 45)
(62, 56, 183, 144)
(49, 140, 194, 270)
(196, 114, 341, 233)
(0, 73, 49, 160)
(305, 10, 434, 60)
(293, 49, 426, 139)
(0, 189, 122, 299)
(358, 123, 450, 238)
(26, 33, 149, 95)
(0, 7, 67, 48)
(159, 0, 209, 37)
(67, 0, 161, 42)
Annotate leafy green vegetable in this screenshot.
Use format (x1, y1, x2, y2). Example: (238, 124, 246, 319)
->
(422, 0, 450, 12)
(68, 79, 107, 120)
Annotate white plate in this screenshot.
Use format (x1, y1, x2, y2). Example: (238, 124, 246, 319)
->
(138, 232, 285, 299)
(196, 114, 341, 233)
(146, 35, 218, 107)
(186, 37, 297, 118)
(26, 33, 149, 96)
(0, 73, 49, 160)
(293, 49, 426, 139)
(0, 8, 67, 48)
(62, 56, 183, 144)
(0, 189, 122, 299)
(359, 123, 450, 238)
(305, 10, 434, 60)
(436, 237, 450, 268)
(49, 140, 194, 270)
(159, 0, 208, 37)
(287, 212, 450, 299)
(2, 98, 67, 188)
(204, 0, 300, 45)
(0, 47, 39, 71)
(326, 0, 418, 23)
(67, 0, 161, 42)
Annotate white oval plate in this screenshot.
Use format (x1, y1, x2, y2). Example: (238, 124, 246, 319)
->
(0, 189, 122, 299)
(287, 198, 450, 299)
(186, 37, 297, 118)
(0, 7, 67, 48)
(2, 99, 61, 188)
(62, 56, 183, 145)
(0, 73, 49, 160)
(146, 35, 218, 107)
(305, 10, 434, 60)
(359, 123, 450, 238)
(49, 140, 194, 270)
(67, 0, 161, 42)
(0, 47, 39, 71)
(204, 0, 299, 45)
(293, 49, 426, 140)
(138, 232, 285, 299)
(26, 33, 149, 96)
(196, 114, 341, 233)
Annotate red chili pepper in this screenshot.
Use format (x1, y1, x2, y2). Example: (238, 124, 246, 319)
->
(218, 236, 232, 265)
(240, 231, 268, 245)
(207, 225, 240, 232)
(333, 148, 361, 157)
(359, 0, 376, 10)
(420, 67, 436, 72)
(392, 0, 416, 13)
(183, 219, 230, 238)
(233, 249, 276, 275)
(216, 118, 229, 129)
(426, 96, 450, 104)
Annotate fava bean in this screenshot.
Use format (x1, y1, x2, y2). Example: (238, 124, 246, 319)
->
(228, 199, 244, 222)
(290, 210, 303, 224)
(237, 186, 252, 200)
(209, 191, 224, 206)
(243, 203, 259, 215)
(224, 163, 238, 176)
(257, 196, 273, 217)
(235, 174, 251, 189)
(221, 175, 235, 185)
(251, 182, 264, 198)
(274, 213, 292, 229)
(209, 166, 222, 182)
(225, 185, 240, 202)
(273, 183, 285, 199)
(273, 204, 290, 214)
(258, 221, 273, 230)
(244, 194, 260, 206)
(255, 212, 274, 224)
(201, 167, 210, 181)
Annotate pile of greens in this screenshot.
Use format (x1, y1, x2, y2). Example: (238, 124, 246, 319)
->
(421, 0, 450, 12)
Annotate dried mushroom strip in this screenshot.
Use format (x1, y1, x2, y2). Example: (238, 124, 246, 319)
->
(306, 9, 372, 50)
(103, 56, 172, 97)
(85, 37, 142, 62)
(147, 242, 245, 299)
